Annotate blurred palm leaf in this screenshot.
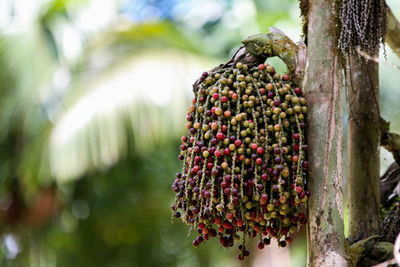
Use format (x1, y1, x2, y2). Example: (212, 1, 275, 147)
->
(50, 48, 219, 181)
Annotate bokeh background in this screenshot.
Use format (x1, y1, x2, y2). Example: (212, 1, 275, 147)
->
(0, 0, 399, 266)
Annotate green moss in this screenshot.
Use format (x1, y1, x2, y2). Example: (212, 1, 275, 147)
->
(298, 0, 309, 38)
(345, 241, 364, 267)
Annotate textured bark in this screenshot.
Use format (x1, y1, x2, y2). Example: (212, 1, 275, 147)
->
(304, 1, 347, 266)
(346, 55, 381, 243)
(386, 6, 400, 60)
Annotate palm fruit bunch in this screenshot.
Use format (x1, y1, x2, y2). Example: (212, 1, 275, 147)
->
(171, 33, 308, 260)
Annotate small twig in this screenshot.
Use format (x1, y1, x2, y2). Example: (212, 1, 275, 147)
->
(355, 46, 400, 70)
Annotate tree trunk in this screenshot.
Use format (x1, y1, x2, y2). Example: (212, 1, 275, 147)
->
(304, 0, 347, 266)
(346, 55, 381, 243)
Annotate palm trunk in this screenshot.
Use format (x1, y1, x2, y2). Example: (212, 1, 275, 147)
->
(346, 55, 380, 243)
(304, 0, 347, 266)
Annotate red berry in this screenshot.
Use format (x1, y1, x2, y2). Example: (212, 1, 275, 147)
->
(216, 132, 225, 140)
(221, 96, 228, 103)
(199, 222, 205, 229)
(212, 93, 219, 100)
(258, 64, 265, 70)
(227, 212, 234, 220)
(223, 221, 233, 229)
(256, 158, 263, 165)
(294, 87, 302, 96)
(224, 148, 230, 155)
(293, 133, 300, 140)
(259, 88, 266, 95)
(250, 143, 257, 150)
(237, 255, 244, 261)
(296, 186, 303, 194)
(232, 93, 238, 100)
(294, 143, 300, 151)
(207, 162, 213, 170)
(282, 74, 290, 81)
(234, 139, 242, 147)
(261, 173, 268, 181)
(221, 124, 227, 132)
(261, 193, 269, 201)
(256, 147, 264, 154)
(258, 242, 265, 249)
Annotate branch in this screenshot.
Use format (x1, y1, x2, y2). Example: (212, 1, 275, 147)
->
(380, 117, 400, 165)
(386, 5, 400, 59)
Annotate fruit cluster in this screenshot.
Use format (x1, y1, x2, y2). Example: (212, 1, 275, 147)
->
(171, 62, 309, 260)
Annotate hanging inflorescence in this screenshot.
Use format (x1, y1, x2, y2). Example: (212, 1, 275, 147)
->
(171, 62, 308, 260)
(338, 0, 387, 55)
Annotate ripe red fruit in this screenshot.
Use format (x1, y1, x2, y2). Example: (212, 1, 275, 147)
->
(234, 139, 242, 147)
(212, 93, 219, 100)
(199, 222, 205, 229)
(221, 96, 228, 103)
(294, 87, 302, 96)
(295, 186, 303, 194)
(293, 133, 300, 140)
(223, 221, 233, 229)
(260, 193, 269, 204)
(224, 148, 230, 155)
(259, 88, 266, 95)
(256, 158, 263, 165)
(294, 143, 300, 151)
(216, 132, 225, 140)
(227, 212, 234, 220)
(221, 124, 227, 132)
(237, 254, 244, 261)
(214, 150, 222, 157)
(258, 64, 265, 70)
(207, 162, 213, 170)
(261, 173, 268, 181)
(250, 143, 258, 150)
(256, 147, 264, 154)
(258, 242, 265, 249)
